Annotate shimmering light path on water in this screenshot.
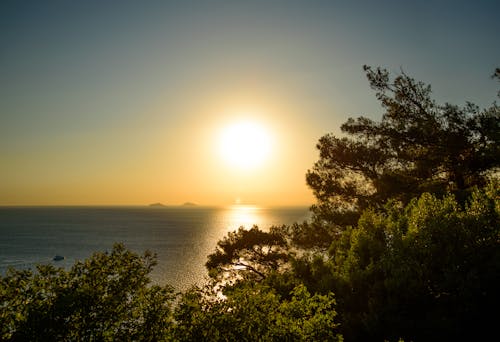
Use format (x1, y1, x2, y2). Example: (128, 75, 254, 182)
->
(0, 206, 310, 290)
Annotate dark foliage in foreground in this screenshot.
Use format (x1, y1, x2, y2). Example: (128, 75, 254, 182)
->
(307, 65, 499, 227)
(293, 183, 500, 341)
(0, 245, 175, 341)
(173, 283, 342, 342)
(0, 245, 342, 341)
(205, 183, 499, 341)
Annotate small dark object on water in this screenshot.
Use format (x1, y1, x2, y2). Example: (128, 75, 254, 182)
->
(53, 255, 64, 261)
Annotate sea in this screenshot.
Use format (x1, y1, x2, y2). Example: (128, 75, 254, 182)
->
(0, 206, 310, 290)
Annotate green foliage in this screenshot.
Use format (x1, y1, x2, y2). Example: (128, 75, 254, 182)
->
(293, 183, 500, 341)
(307, 66, 500, 227)
(286, 220, 338, 250)
(173, 283, 343, 342)
(0, 242, 344, 341)
(0, 244, 175, 341)
(378, 183, 500, 341)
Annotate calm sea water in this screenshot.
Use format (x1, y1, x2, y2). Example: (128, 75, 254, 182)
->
(0, 206, 310, 290)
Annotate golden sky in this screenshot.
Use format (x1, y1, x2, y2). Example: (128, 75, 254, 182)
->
(1, 1, 498, 206)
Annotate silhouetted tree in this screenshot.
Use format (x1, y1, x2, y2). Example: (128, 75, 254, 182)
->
(206, 226, 289, 283)
(307, 66, 500, 227)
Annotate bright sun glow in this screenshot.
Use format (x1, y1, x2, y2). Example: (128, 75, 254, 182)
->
(218, 120, 272, 169)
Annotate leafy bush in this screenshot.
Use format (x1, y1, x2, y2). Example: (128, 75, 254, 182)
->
(0, 244, 175, 341)
(173, 282, 342, 342)
(293, 182, 500, 341)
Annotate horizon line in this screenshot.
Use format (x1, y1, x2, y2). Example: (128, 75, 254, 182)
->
(0, 203, 313, 208)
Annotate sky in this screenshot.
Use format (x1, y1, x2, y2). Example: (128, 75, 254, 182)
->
(1, 0, 499, 206)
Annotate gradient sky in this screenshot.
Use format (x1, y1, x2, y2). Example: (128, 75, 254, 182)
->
(1, 0, 499, 206)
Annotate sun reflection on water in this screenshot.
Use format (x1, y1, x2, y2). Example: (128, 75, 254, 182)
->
(225, 205, 262, 231)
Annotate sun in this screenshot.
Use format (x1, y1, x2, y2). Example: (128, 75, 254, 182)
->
(218, 120, 272, 169)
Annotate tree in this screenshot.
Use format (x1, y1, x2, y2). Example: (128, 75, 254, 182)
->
(0, 244, 176, 341)
(197, 65, 500, 341)
(306, 66, 500, 227)
(292, 182, 500, 341)
(206, 226, 289, 284)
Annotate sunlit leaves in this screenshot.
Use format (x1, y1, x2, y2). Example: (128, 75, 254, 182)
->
(0, 244, 175, 341)
(297, 184, 500, 341)
(173, 283, 342, 342)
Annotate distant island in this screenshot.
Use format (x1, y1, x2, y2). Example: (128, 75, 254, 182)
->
(148, 203, 167, 208)
(149, 202, 197, 207)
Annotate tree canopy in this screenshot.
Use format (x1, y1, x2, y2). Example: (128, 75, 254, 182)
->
(293, 182, 500, 340)
(173, 283, 342, 342)
(206, 225, 289, 283)
(0, 244, 175, 341)
(307, 66, 499, 226)
(0, 244, 343, 341)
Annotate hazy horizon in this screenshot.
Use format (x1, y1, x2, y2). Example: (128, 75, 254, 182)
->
(1, 0, 499, 206)
(0, 203, 311, 208)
